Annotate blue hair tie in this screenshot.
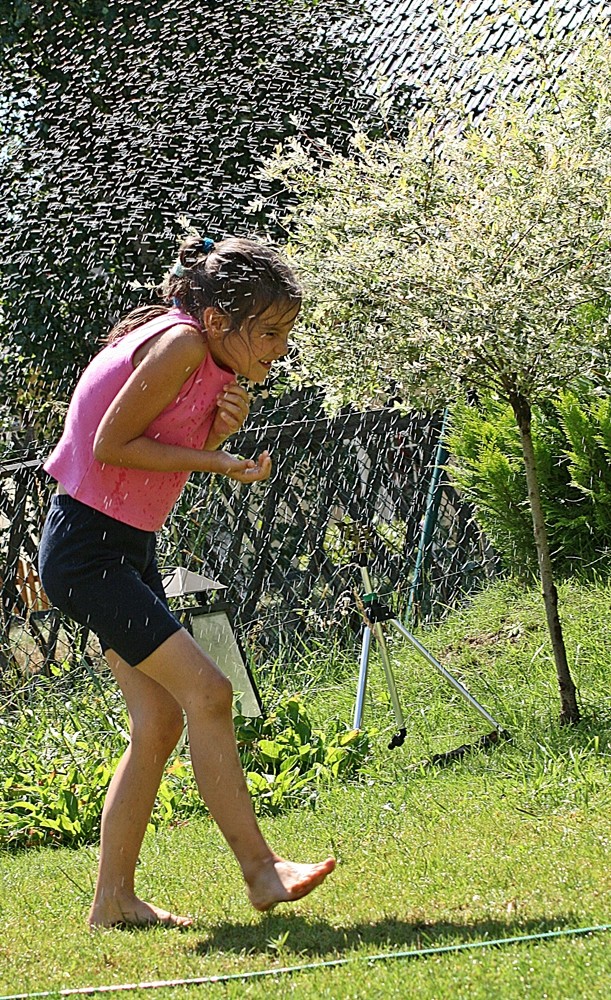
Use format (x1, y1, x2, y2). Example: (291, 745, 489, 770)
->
(171, 239, 213, 279)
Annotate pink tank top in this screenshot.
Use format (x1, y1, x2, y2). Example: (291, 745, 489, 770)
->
(44, 308, 236, 530)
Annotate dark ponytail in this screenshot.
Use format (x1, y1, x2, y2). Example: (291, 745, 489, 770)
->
(106, 235, 301, 343)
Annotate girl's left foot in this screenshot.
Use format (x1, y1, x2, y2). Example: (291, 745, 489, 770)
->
(88, 895, 193, 929)
(246, 855, 336, 912)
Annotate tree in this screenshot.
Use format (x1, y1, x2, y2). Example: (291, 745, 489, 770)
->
(266, 25, 611, 723)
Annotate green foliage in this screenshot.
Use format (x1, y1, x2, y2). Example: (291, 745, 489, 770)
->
(144, 696, 372, 825)
(448, 388, 611, 578)
(556, 389, 611, 538)
(448, 397, 538, 576)
(0, 695, 121, 850)
(0, 683, 371, 851)
(236, 696, 371, 815)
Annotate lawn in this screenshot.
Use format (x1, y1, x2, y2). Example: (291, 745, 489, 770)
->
(0, 577, 610, 999)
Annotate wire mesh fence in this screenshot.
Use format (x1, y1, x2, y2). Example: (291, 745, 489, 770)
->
(161, 390, 499, 642)
(0, 388, 499, 690)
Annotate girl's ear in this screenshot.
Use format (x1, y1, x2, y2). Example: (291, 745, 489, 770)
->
(202, 307, 230, 341)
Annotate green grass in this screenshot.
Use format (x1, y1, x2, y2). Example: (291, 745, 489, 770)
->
(1, 576, 610, 999)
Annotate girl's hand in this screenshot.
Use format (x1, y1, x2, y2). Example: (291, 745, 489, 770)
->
(209, 382, 251, 442)
(214, 450, 272, 483)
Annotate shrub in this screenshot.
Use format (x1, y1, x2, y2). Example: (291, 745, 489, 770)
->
(447, 386, 611, 579)
(556, 389, 611, 540)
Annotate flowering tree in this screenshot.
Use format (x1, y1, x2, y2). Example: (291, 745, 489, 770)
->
(267, 28, 611, 723)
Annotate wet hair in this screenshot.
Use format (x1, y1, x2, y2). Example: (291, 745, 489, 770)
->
(106, 235, 302, 343)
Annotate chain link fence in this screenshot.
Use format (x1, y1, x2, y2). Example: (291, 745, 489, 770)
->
(0, 388, 498, 690)
(162, 391, 498, 641)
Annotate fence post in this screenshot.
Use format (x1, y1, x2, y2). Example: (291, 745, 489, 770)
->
(1, 467, 30, 624)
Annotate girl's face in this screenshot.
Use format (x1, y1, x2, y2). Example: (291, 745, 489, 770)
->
(205, 301, 299, 383)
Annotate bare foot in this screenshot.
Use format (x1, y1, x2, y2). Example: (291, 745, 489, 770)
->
(246, 856, 336, 912)
(88, 895, 193, 930)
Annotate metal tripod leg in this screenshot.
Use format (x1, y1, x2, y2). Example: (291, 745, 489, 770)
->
(353, 621, 407, 748)
(388, 618, 505, 733)
(349, 550, 508, 754)
(372, 621, 407, 747)
(353, 625, 372, 730)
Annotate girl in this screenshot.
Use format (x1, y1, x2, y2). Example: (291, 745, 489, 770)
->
(39, 234, 335, 929)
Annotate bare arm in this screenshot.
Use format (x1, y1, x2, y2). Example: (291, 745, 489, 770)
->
(93, 327, 271, 482)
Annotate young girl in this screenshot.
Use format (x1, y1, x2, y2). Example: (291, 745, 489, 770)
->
(38, 234, 335, 929)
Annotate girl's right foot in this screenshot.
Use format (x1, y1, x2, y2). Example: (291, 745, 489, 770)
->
(245, 855, 336, 912)
(88, 894, 193, 929)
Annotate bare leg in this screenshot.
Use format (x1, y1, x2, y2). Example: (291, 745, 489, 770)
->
(136, 629, 335, 911)
(89, 651, 191, 928)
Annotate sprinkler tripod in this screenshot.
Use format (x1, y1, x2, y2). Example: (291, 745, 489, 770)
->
(352, 551, 510, 757)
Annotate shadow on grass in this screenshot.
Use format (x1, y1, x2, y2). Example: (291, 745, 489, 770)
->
(190, 912, 587, 959)
(515, 708, 611, 754)
(564, 709, 611, 739)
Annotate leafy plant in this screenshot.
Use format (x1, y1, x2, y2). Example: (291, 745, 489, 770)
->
(236, 695, 372, 815)
(154, 696, 372, 823)
(556, 388, 611, 540)
(0, 705, 120, 850)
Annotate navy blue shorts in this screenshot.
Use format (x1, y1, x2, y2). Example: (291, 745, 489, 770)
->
(38, 494, 182, 667)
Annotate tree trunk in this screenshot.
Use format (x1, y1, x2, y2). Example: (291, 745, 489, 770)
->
(509, 392, 580, 723)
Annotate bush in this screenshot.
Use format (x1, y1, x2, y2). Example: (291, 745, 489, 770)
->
(556, 389, 611, 539)
(145, 696, 372, 825)
(447, 386, 611, 579)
